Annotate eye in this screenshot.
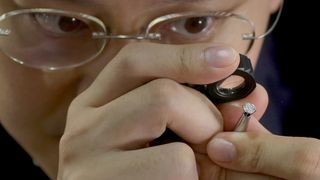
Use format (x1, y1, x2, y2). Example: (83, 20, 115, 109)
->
(170, 16, 214, 36)
(151, 15, 217, 44)
(32, 13, 88, 35)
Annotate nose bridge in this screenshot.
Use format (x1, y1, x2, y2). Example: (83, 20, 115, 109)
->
(108, 14, 145, 36)
(80, 5, 150, 70)
(97, 1, 152, 35)
(86, 22, 147, 72)
(70, 1, 154, 92)
(76, 39, 131, 93)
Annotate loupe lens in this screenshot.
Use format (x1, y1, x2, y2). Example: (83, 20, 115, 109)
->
(193, 54, 256, 104)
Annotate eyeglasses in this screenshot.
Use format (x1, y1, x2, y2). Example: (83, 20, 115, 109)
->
(0, 4, 282, 71)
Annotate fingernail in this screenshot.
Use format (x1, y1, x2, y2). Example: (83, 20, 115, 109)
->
(208, 138, 236, 162)
(205, 47, 236, 68)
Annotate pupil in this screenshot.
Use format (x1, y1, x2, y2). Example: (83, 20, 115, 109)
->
(59, 17, 82, 32)
(184, 17, 208, 34)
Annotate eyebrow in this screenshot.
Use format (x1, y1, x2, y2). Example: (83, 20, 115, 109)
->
(26, 0, 214, 4)
(160, 0, 214, 3)
(69, 0, 214, 4)
(16, 0, 217, 8)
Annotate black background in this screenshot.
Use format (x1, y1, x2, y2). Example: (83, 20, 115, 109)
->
(1, 1, 319, 179)
(272, 1, 319, 138)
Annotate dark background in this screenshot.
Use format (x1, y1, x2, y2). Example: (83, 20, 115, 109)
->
(272, 1, 319, 138)
(1, 1, 319, 179)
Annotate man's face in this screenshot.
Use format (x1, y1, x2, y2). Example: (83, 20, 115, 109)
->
(0, 0, 277, 175)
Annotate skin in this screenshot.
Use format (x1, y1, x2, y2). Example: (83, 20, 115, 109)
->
(1, 0, 319, 179)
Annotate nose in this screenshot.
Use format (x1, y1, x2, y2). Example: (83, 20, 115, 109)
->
(73, 12, 151, 94)
(75, 39, 131, 94)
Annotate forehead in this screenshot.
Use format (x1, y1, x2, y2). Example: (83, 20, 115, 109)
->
(14, 0, 241, 6)
(8, 0, 247, 17)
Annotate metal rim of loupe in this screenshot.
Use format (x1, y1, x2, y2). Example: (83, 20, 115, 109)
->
(206, 54, 256, 103)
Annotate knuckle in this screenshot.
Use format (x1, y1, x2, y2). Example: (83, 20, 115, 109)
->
(67, 99, 82, 118)
(59, 130, 90, 166)
(59, 134, 78, 165)
(147, 79, 184, 111)
(143, 79, 185, 137)
(293, 138, 320, 179)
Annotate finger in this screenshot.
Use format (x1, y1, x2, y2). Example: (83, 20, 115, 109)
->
(61, 142, 198, 180)
(196, 153, 281, 180)
(224, 171, 281, 180)
(207, 132, 320, 180)
(190, 84, 269, 155)
(126, 143, 199, 180)
(217, 84, 269, 132)
(78, 43, 239, 106)
(66, 79, 223, 150)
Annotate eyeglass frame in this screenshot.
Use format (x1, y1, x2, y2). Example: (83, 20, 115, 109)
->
(0, 2, 283, 71)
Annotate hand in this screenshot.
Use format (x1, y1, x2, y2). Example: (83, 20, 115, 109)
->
(207, 132, 320, 180)
(57, 42, 269, 179)
(57, 42, 237, 180)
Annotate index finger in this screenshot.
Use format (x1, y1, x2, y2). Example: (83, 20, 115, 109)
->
(78, 42, 239, 106)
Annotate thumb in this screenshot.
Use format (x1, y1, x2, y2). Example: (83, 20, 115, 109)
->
(207, 132, 320, 180)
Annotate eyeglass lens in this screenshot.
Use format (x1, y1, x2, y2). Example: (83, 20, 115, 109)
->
(0, 10, 253, 71)
(0, 11, 106, 69)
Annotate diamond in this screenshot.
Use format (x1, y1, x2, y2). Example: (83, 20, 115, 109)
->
(243, 102, 256, 114)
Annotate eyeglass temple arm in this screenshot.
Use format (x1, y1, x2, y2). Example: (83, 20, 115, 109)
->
(244, 0, 284, 40)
